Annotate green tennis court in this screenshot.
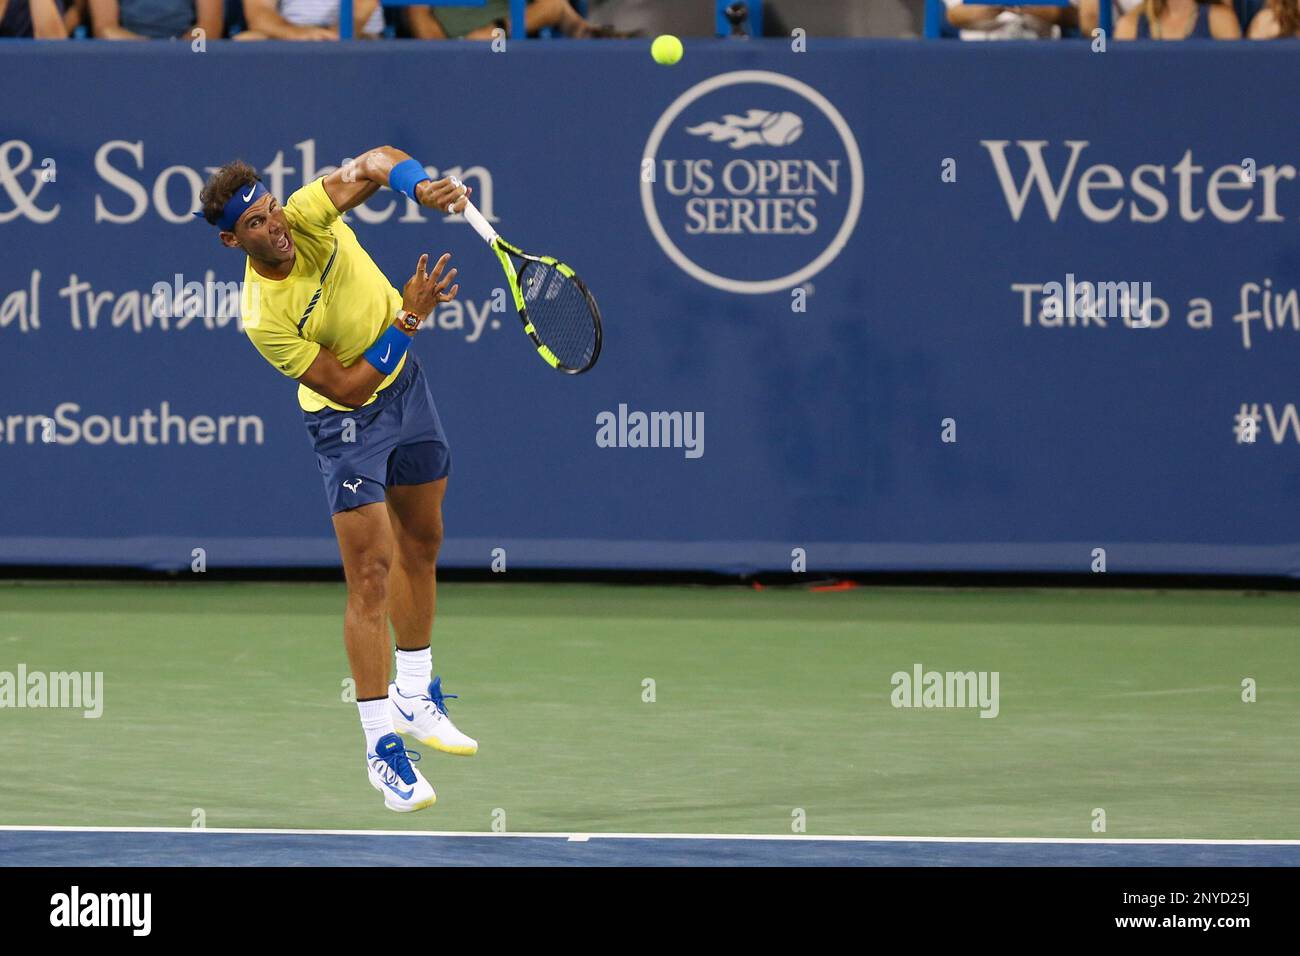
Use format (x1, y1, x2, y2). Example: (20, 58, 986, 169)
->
(1, 581, 1296, 840)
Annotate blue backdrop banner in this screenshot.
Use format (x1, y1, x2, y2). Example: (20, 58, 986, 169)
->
(1, 41, 1297, 575)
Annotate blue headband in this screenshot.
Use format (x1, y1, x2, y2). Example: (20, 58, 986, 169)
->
(193, 180, 268, 231)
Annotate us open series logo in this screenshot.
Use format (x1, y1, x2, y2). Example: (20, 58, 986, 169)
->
(641, 70, 864, 294)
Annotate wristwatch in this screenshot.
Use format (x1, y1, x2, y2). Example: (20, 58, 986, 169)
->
(395, 308, 422, 333)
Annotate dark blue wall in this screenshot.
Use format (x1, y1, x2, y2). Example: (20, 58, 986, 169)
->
(1, 41, 1297, 575)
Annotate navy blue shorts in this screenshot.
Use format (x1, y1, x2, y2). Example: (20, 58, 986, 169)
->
(303, 354, 451, 515)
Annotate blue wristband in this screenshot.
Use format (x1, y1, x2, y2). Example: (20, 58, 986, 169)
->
(363, 324, 412, 375)
(389, 159, 431, 203)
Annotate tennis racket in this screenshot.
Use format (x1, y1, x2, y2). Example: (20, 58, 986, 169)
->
(460, 199, 602, 374)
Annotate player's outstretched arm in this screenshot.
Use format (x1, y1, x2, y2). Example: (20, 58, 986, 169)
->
(298, 253, 459, 409)
(324, 147, 471, 216)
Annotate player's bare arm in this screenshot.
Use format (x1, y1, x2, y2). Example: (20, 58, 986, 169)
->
(325, 147, 474, 216)
(298, 253, 460, 409)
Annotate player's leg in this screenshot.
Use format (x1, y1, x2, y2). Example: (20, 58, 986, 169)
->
(384, 472, 478, 756)
(385, 476, 445, 664)
(332, 491, 436, 810)
(379, 352, 475, 754)
(333, 501, 398, 702)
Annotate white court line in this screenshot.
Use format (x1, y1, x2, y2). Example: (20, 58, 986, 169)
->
(0, 825, 1297, 846)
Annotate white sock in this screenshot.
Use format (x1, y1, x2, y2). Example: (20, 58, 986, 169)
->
(358, 698, 393, 753)
(394, 646, 432, 697)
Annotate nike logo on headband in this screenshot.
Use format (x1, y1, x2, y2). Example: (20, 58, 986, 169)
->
(242, 185, 256, 202)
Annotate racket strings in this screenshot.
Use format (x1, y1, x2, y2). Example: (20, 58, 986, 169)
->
(520, 262, 598, 371)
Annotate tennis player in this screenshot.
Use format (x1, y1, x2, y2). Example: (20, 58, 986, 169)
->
(196, 148, 478, 812)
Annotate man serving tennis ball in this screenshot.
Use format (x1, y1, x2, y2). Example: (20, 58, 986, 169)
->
(195, 147, 478, 813)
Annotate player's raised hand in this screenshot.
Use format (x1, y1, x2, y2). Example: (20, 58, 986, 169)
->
(402, 253, 459, 321)
(417, 177, 472, 215)
(429, 252, 461, 305)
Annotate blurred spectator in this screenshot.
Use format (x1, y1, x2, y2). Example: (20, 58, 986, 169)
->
(579, 0, 712, 36)
(0, 0, 69, 35)
(582, 0, 920, 38)
(238, 0, 383, 39)
(1075, 0, 1143, 34)
(62, 0, 85, 32)
(89, 0, 221, 37)
(1247, 0, 1300, 34)
(943, 2, 1076, 39)
(408, 0, 632, 38)
(1115, 0, 1241, 36)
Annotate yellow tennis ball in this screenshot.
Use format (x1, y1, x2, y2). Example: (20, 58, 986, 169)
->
(651, 35, 683, 66)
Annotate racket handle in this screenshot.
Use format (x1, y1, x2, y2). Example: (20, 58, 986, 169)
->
(461, 200, 499, 245)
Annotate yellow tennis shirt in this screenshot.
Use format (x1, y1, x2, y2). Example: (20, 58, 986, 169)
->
(240, 178, 404, 412)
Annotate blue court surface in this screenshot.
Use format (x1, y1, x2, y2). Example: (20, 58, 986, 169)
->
(2, 828, 1298, 867)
